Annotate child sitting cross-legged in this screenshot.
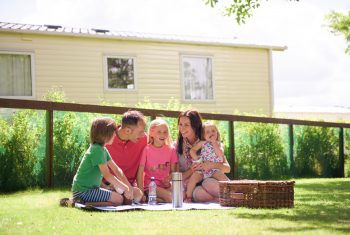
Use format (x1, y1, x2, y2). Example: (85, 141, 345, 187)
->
(67, 117, 138, 206)
(137, 119, 178, 203)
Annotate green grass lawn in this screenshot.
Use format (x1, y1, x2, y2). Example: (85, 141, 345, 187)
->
(0, 178, 349, 235)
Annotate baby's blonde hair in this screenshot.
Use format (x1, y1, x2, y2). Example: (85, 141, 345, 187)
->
(202, 121, 221, 142)
(148, 119, 173, 146)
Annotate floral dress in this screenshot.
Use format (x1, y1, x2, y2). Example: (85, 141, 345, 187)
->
(200, 141, 223, 178)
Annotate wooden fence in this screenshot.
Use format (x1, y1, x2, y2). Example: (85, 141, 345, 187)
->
(0, 98, 349, 187)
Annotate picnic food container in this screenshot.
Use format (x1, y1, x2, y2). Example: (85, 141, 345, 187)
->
(219, 180, 295, 209)
(172, 172, 183, 208)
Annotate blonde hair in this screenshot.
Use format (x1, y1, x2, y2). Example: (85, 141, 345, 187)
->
(202, 121, 221, 142)
(90, 117, 117, 145)
(148, 119, 172, 146)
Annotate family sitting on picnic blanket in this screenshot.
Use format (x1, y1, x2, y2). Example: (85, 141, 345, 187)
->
(61, 109, 231, 207)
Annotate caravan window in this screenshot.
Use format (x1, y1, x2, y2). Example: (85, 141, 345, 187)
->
(0, 52, 34, 98)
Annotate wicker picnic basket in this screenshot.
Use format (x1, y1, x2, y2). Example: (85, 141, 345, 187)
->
(219, 180, 295, 209)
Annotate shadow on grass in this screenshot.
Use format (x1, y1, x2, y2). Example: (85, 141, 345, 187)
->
(231, 179, 350, 233)
(42, 187, 70, 193)
(0, 187, 70, 195)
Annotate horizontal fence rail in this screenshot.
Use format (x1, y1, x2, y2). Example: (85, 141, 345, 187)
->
(0, 98, 349, 187)
(1, 98, 350, 128)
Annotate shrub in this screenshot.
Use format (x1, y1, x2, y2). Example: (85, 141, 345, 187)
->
(235, 122, 289, 179)
(1, 91, 347, 191)
(52, 111, 124, 187)
(0, 110, 44, 191)
(0, 119, 10, 189)
(53, 112, 90, 186)
(294, 126, 339, 177)
(42, 86, 67, 102)
(345, 128, 350, 177)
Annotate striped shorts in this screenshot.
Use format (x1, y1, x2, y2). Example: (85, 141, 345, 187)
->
(73, 187, 112, 203)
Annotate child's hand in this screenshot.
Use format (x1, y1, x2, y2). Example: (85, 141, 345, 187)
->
(200, 161, 213, 171)
(191, 162, 201, 171)
(124, 189, 133, 200)
(192, 162, 212, 171)
(162, 176, 171, 187)
(209, 135, 217, 143)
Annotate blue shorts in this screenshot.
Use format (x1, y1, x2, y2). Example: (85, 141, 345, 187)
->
(73, 187, 112, 203)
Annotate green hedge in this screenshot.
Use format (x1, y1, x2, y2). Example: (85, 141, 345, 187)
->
(345, 129, 350, 177)
(234, 122, 289, 179)
(0, 96, 347, 191)
(0, 110, 46, 191)
(294, 126, 340, 177)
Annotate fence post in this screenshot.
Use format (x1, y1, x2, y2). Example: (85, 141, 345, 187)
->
(228, 121, 235, 179)
(338, 127, 344, 177)
(46, 110, 53, 187)
(288, 124, 295, 177)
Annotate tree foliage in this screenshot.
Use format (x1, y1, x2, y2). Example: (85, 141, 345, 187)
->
(205, 0, 298, 25)
(326, 10, 350, 54)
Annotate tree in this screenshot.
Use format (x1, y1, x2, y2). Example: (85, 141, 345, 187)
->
(206, 1, 349, 54)
(205, 0, 298, 25)
(326, 10, 350, 54)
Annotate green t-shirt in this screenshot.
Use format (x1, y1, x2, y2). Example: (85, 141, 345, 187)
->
(72, 144, 111, 192)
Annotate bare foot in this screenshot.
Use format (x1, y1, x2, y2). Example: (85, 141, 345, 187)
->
(184, 196, 192, 203)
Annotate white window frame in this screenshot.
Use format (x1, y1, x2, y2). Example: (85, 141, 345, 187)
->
(0, 50, 35, 99)
(103, 55, 137, 92)
(180, 54, 215, 102)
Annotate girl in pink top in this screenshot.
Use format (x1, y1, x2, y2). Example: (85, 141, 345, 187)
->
(137, 119, 178, 203)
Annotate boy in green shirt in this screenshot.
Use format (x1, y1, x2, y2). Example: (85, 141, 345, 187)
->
(69, 117, 138, 206)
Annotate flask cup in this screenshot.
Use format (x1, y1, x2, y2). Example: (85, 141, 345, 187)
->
(172, 172, 183, 208)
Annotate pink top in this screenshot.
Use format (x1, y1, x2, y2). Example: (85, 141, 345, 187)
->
(139, 144, 178, 190)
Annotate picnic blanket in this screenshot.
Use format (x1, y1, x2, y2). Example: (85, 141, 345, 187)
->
(75, 202, 235, 211)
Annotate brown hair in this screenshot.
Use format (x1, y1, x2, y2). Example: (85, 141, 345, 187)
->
(176, 109, 203, 154)
(121, 110, 146, 128)
(90, 117, 117, 145)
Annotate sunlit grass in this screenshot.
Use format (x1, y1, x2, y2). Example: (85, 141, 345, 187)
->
(0, 178, 349, 235)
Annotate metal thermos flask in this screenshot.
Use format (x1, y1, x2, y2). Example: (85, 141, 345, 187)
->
(172, 172, 183, 208)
